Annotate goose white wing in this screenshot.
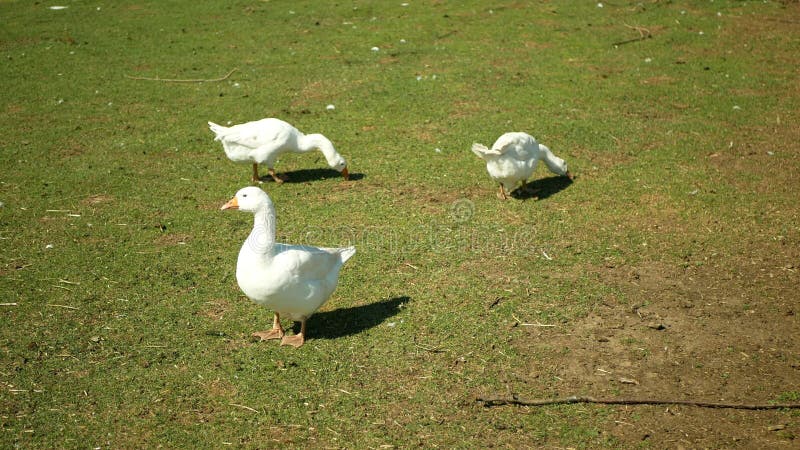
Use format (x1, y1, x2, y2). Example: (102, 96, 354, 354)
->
(273, 244, 355, 280)
(210, 119, 293, 149)
(471, 143, 504, 159)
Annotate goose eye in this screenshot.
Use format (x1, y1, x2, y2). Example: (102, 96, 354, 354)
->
(242, 194, 248, 198)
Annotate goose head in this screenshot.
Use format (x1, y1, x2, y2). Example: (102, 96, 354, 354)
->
(550, 157, 573, 180)
(220, 186, 272, 212)
(330, 156, 350, 180)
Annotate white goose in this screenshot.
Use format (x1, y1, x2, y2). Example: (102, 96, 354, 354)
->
(209, 118, 349, 184)
(221, 186, 356, 348)
(472, 132, 573, 199)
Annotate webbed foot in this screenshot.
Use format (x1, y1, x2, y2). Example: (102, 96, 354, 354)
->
(252, 328, 284, 341)
(280, 333, 304, 348)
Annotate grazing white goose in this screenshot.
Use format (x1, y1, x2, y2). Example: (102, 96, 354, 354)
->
(472, 132, 573, 199)
(209, 118, 349, 184)
(221, 186, 356, 347)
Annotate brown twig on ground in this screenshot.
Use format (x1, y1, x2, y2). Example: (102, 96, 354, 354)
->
(46, 303, 79, 310)
(477, 395, 800, 410)
(229, 403, 260, 413)
(612, 24, 652, 47)
(124, 68, 238, 83)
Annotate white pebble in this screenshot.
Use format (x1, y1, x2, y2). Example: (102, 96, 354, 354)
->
(767, 151, 774, 156)
(644, 57, 652, 63)
(597, 3, 604, 8)
(326, 104, 336, 110)
(371, 46, 380, 52)
(732, 105, 741, 110)
(434, 148, 442, 153)
(45, 244, 54, 249)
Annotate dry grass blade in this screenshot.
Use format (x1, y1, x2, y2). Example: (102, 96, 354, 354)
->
(124, 68, 238, 83)
(46, 304, 79, 310)
(612, 24, 652, 46)
(229, 403, 260, 413)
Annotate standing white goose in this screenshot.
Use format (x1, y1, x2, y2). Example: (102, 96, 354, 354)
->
(221, 186, 355, 348)
(209, 118, 349, 184)
(472, 132, 573, 199)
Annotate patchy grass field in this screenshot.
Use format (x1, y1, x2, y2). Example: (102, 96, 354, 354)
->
(2, 0, 799, 447)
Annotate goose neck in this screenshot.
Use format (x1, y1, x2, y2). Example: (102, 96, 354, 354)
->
(302, 134, 339, 165)
(246, 207, 276, 255)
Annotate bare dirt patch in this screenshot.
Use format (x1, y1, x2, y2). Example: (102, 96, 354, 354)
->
(510, 235, 799, 447)
(153, 233, 190, 246)
(81, 194, 114, 206)
(200, 298, 232, 321)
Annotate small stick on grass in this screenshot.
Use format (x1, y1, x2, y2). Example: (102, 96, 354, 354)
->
(511, 313, 556, 328)
(229, 403, 260, 413)
(416, 343, 447, 353)
(477, 395, 800, 410)
(1, 303, 18, 306)
(612, 24, 652, 47)
(124, 68, 238, 83)
(47, 304, 79, 310)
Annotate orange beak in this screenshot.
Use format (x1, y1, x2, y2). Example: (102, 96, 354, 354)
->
(220, 196, 239, 210)
(341, 167, 350, 180)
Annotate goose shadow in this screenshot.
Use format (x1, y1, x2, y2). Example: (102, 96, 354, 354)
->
(511, 175, 573, 200)
(262, 168, 365, 183)
(297, 296, 408, 340)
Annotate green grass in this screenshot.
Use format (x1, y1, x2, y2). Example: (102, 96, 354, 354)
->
(2, 0, 799, 448)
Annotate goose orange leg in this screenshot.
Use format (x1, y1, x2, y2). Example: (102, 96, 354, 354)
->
(280, 320, 306, 348)
(267, 168, 287, 184)
(251, 163, 262, 184)
(497, 184, 508, 200)
(252, 313, 284, 341)
(521, 180, 540, 197)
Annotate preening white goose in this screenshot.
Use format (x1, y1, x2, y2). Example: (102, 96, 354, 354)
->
(472, 132, 573, 199)
(221, 186, 356, 348)
(209, 118, 349, 184)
